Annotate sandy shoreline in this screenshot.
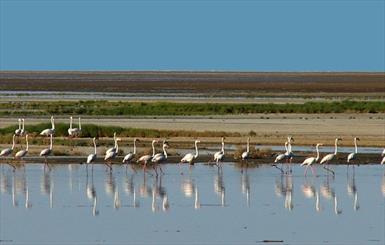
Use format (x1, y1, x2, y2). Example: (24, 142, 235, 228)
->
(1, 113, 384, 147)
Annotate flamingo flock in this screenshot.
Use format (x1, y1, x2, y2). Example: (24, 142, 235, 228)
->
(0, 117, 384, 175)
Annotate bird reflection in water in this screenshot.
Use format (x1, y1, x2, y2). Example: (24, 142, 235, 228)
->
(320, 176, 342, 215)
(86, 166, 98, 216)
(68, 164, 80, 193)
(0, 167, 12, 195)
(301, 177, 320, 212)
(241, 170, 250, 207)
(275, 173, 293, 211)
(151, 175, 169, 212)
(347, 168, 360, 211)
(214, 168, 226, 207)
(123, 172, 139, 208)
(41, 167, 53, 208)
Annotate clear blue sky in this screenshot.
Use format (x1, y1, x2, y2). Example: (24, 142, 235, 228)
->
(0, 0, 384, 71)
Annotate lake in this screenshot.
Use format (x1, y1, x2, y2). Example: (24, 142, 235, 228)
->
(1, 163, 384, 244)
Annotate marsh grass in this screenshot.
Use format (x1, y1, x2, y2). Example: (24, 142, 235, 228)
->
(1, 100, 384, 116)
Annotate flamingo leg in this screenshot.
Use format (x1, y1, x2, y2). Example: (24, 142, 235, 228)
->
(178, 163, 183, 175)
(304, 165, 308, 176)
(310, 165, 316, 177)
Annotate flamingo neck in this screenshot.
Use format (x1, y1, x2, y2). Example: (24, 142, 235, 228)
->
(194, 142, 199, 158)
(18, 120, 21, 129)
(246, 140, 250, 153)
(69, 117, 73, 129)
(133, 140, 136, 154)
(152, 141, 156, 156)
(221, 142, 225, 154)
(284, 143, 288, 153)
(93, 139, 97, 155)
(51, 118, 55, 130)
(315, 145, 320, 161)
(78, 117, 82, 130)
(334, 139, 338, 155)
(11, 135, 15, 150)
(25, 136, 29, 151)
(354, 139, 358, 154)
(115, 139, 119, 153)
(163, 145, 167, 158)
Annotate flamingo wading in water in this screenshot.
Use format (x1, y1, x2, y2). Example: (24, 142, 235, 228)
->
(301, 143, 323, 176)
(347, 137, 360, 164)
(320, 138, 342, 175)
(15, 135, 29, 160)
(213, 137, 225, 166)
(241, 137, 250, 160)
(137, 140, 158, 172)
(87, 137, 97, 165)
(40, 134, 54, 168)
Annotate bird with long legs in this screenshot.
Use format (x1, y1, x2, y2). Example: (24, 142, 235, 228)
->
(213, 137, 225, 168)
(40, 116, 55, 137)
(285, 136, 295, 173)
(122, 138, 140, 171)
(15, 135, 29, 161)
(180, 140, 200, 174)
(273, 141, 288, 173)
(104, 136, 120, 170)
(151, 140, 170, 176)
(241, 137, 251, 161)
(320, 138, 342, 175)
(347, 137, 360, 167)
(137, 139, 158, 173)
(86, 137, 97, 165)
(40, 134, 53, 170)
(301, 143, 323, 176)
(0, 134, 16, 169)
(14, 119, 22, 136)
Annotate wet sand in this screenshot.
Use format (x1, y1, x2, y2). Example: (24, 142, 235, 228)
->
(1, 113, 384, 147)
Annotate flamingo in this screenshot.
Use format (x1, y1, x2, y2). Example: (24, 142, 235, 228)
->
(381, 148, 385, 165)
(40, 134, 53, 168)
(104, 136, 120, 169)
(137, 139, 158, 171)
(86, 137, 97, 164)
(180, 140, 200, 165)
(106, 132, 117, 154)
(20, 119, 26, 136)
(381, 156, 385, 165)
(320, 138, 342, 175)
(0, 134, 16, 169)
(347, 137, 360, 164)
(122, 138, 140, 164)
(68, 116, 82, 137)
(151, 141, 170, 175)
(15, 135, 29, 159)
(241, 137, 250, 160)
(213, 137, 225, 165)
(301, 143, 323, 176)
(0, 134, 16, 157)
(40, 116, 55, 136)
(14, 119, 22, 136)
(274, 141, 289, 163)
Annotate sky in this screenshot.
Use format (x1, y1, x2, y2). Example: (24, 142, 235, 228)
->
(0, 0, 384, 71)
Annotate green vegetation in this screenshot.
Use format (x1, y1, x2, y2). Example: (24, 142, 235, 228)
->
(0, 123, 239, 140)
(0, 100, 384, 116)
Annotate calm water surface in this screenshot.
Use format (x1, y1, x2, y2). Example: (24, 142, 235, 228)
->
(1, 163, 384, 245)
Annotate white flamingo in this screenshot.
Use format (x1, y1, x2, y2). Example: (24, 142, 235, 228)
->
(106, 132, 117, 154)
(213, 137, 225, 165)
(15, 135, 29, 159)
(68, 116, 82, 137)
(241, 137, 250, 160)
(347, 137, 360, 164)
(381, 149, 385, 165)
(122, 138, 139, 164)
(20, 119, 26, 136)
(86, 137, 97, 164)
(0, 134, 16, 157)
(320, 138, 342, 175)
(301, 143, 323, 176)
(104, 137, 120, 169)
(14, 119, 22, 136)
(137, 139, 158, 170)
(40, 134, 53, 166)
(152, 141, 169, 175)
(181, 140, 200, 165)
(274, 141, 289, 163)
(40, 116, 55, 136)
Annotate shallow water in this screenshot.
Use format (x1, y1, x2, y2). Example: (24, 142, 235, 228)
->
(1, 163, 384, 245)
